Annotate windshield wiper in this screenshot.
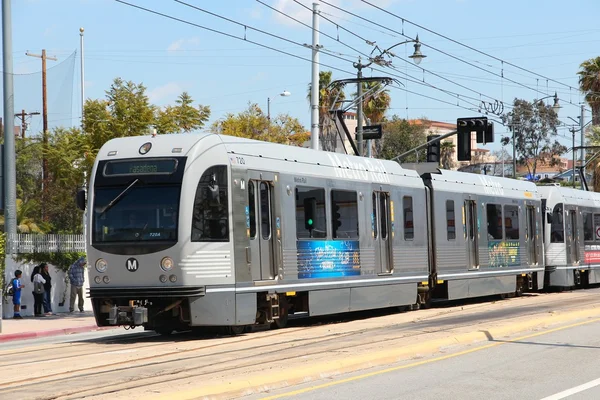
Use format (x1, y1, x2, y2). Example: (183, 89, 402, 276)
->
(97, 178, 140, 217)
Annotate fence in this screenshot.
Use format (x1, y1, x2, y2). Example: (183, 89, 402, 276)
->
(6, 234, 85, 254)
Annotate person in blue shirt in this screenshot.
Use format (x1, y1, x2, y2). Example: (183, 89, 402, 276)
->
(68, 257, 87, 313)
(12, 270, 25, 319)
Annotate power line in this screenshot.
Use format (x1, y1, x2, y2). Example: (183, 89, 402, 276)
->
(360, 0, 580, 93)
(114, 0, 355, 76)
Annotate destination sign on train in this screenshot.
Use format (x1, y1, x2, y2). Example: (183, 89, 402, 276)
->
(104, 159, 178, 176)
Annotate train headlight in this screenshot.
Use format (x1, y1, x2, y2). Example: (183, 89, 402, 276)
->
(160, 257, 174, 272)
(94, 276, 101, 284)
(169, 274, 177, 283)
(159, 274, 168, 283)
(102, 276, 110, 284)
(95, 259, 108, 273)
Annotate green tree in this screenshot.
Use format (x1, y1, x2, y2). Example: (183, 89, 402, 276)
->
(578, 57, 600, 126)
(44, 127, 87, 232)
(378, 116, 428, 161)
(212, 102, 306, 145)
(306, 71, 345, 152)
(501, 98, 566, 179)
(155, 92, 210, 134)
(83, 78, 156, 173)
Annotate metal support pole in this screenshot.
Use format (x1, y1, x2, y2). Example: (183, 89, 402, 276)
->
(267, 96, 270, 135)
(310, 2, 320, 151)
(80, 27, 85, 126)
(512, 128, 516, 179)
(580, 104, 585, 163)
(572, 127, 576, 188)
(356, 66, 363, 157)
(3, 0, 17, 240)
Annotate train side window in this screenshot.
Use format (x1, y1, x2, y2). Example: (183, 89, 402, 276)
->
(248, 181, 256, 239)
(486, 204, 503, 240)
(583, 212, 593, 241)
(372, 193, 378, 239)
(550, 203, 564, 243)
(403, 196, 414, 240)
(191, 165, 229, 242)
(296, 186, 327, 239)
(446, 200, 456, 240)
(504, 205, 519, 240)
(331, 190, 359, 239)
(595, 214, 600, 241)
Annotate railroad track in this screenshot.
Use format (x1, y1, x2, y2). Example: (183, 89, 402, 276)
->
(1, 289, 599, 400)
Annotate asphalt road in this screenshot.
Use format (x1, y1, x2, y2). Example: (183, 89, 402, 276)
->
(253, 318, 600, 400)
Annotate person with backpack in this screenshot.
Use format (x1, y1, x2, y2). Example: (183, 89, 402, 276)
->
(11, 270, 25, 319)
(31, 265, 46, 317)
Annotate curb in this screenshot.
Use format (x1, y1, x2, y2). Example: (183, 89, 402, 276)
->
(0, 324, 117, 343)
(155, 306, 600, 400)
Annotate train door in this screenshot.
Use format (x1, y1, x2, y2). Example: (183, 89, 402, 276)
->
(526, 205, 538, 265)
(465, 200, 479, 269)
(566, 208, 580, 265)
(248, 172, 277, 281)
(372, 191, 392, 274)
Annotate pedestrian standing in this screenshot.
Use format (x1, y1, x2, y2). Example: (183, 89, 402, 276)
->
(11, 270, 25, 319)
(68, 257, 86, 313)
(40, 263, 53, 315)
(31, 265, 47, 317)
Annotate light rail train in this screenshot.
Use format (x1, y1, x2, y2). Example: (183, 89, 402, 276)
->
(77, 133, 599, 334)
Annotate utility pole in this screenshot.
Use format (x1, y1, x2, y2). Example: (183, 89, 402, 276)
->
(512, 125, 517, 179)
(3, 0, 18, 250)
(355, 61, 364, 157)
(310, 2, 320, 151)
(26, 49, 57, 220)
(14, 110, 40, 139)
(80, 27, 85, 128)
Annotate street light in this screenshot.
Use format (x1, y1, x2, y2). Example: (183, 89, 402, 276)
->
(267, 90, 291, 123)
(535, 92, 561, 113)
(355, 35, 427, 156)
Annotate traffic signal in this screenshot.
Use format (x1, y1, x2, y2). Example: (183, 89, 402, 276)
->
(332, 203, 342, 234)
(426, 135, 440, 163)
(304, 197, 317, 231)
(457, 117, 490, 161)
(476, 121, 494, 144)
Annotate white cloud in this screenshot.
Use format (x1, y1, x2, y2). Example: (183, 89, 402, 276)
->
(271, 0, 401, 26)
(166, 37, 201, 53)
(148, 82, 184, 104)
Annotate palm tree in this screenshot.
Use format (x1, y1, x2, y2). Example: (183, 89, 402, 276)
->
(578, 57, 600, 126)
(307, 71, 345, 152)
(578, 57, 600, 190)
(440, 141, 456, 170)
(361, 82, 391, 157)
(0, 199, 44, 233)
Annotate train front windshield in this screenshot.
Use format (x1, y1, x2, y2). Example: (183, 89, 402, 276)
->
(91, 157, 186, 248)
(93, 185, 180, 243)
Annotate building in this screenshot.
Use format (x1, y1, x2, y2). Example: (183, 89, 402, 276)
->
(410, 120, 495, 169)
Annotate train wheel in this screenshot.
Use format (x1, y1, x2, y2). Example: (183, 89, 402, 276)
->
(225, 325, 246, 335)
(154, 328, 173, 336)
(271, 307, 289, 329)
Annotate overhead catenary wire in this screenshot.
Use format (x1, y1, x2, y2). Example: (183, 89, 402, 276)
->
(114, 0, 356, 77)
(360, 0, 580, 94)
(318, 0, 587, 111)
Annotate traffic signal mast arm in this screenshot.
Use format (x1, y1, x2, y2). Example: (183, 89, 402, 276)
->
(392, 130, 457, 162)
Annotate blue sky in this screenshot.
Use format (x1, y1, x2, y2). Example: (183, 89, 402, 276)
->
(3, 0, 600, 153)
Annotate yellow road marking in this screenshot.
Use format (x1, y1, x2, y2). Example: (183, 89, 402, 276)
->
(260, 317, 600, 399)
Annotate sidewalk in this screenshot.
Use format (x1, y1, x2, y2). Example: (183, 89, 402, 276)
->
(0, 311, 116, 343)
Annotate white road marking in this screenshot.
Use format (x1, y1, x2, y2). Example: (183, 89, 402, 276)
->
(539, 377, 600, 400)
